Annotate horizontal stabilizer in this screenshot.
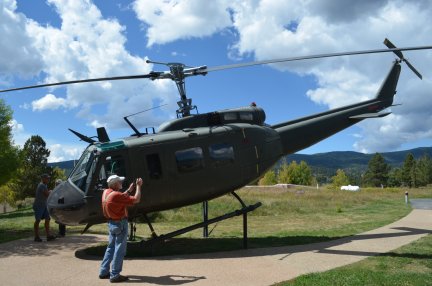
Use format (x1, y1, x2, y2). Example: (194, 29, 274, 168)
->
(349, 112, 391, 119)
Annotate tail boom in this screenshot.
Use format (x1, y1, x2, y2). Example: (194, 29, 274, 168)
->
(273, 61, 401, 155)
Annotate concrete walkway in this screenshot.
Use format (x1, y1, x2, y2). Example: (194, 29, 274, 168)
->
(1, 208, 431, 286)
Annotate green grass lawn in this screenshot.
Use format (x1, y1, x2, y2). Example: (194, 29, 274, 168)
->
(1, 186, 430, 249)
(276, 234, 432, 286)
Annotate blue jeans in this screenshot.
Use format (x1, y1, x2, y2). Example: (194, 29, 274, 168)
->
(99, 219, 128, 279)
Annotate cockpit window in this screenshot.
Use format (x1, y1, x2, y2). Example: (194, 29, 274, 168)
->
(69, 148, 94, 192)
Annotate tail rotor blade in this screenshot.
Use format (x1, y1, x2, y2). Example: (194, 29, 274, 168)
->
(384, 38, 423, 79)
(404, 59, 422, 79)
(383, 38, 404, 59)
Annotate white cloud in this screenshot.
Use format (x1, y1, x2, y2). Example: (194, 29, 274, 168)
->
(31, 93, 67, 111)
(0, 0, 43, 80)
(48, 143, 85, 162)
(8, 119, 30, 148)
(22, 0, 177, 129)
(133, 0, 232, 47)
(9, 119, 24, 134)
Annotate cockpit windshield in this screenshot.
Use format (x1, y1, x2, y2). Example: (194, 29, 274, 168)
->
(69, 147, 95, 193)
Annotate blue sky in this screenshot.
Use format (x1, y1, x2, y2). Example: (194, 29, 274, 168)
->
(1, 0, 432, 162)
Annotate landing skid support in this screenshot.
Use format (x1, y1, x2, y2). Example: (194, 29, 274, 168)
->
(128, 220, 137, 241)
(141, 191, 262, 249)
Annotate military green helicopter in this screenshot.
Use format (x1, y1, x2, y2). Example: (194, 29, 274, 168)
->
(2, 39, 432, 243)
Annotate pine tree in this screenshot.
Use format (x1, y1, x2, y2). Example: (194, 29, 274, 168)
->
(415, 155, 432, 187)
(402, 153, 416, 188)
(12, 135, 52, 199)
(362, 153, 390, 187)
(387, 167, 403, 187)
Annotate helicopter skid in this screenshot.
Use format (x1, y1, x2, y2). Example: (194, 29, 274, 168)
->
(140, 201, 262, 249)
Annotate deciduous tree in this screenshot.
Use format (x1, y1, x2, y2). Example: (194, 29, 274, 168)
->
(258, 170, 277, 185)
(330, 169, 350, 190)
(0, 99, 20, 186)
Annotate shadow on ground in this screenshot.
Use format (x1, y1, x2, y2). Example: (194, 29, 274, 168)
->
(75, 226, 432, 261)
(0, 234, 104, 258)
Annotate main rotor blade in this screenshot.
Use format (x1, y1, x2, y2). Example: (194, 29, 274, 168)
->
(202, 46, 432, 73)
(0, 73, 158, 93)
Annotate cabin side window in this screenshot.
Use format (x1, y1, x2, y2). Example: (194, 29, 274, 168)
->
(104, 155, 126, 178)
(175, 147, 204, 173)
(209, 143, 234, 166)
(147, 153, 162, 179)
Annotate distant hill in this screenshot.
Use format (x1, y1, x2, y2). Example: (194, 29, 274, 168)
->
(284, 147, 432, 170)
(273, 147, 432, 184)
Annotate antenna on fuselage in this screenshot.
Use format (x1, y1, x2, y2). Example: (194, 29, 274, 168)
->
(123, 104, 168, 137)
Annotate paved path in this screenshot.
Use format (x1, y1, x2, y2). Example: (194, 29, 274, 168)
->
(1, 208, 431, 286)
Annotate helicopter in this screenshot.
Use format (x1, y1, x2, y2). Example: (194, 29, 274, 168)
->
(2, 38, 432, 243)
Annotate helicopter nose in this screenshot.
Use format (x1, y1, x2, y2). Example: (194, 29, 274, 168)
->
(47, 180, 87, 225)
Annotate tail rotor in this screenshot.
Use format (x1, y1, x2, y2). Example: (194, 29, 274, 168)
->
(384, 38, 423, 79)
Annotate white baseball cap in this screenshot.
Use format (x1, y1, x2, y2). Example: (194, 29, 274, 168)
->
(107, 175, 125, 185)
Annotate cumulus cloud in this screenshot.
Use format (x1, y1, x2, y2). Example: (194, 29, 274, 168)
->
(31, 93, 67, 111)
(22, 0, 177, 129)
(9, 119, 24, 133)
(48, 143, 85, 162)
(132, 0, 432, 152)
(0, 0, 43, 81)
(133, 0, 232, 47)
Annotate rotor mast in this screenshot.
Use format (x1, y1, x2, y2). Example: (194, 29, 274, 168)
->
(146, 60, 203, 117)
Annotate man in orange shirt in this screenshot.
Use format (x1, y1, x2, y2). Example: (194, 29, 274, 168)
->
(99, 175, 143, 283)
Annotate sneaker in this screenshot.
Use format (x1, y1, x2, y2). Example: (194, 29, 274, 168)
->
(99, 273, 110, 279)
(110, 275, 129, 283)
(34, 237, 42, 242)
(47, 235, 56, 241)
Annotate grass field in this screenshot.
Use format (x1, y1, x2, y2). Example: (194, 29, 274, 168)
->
(276, 234, 432, 286)
(2, 186, 429, 250)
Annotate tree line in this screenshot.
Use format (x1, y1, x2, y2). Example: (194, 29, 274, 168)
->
(0, 99, 66, 209)
(259, 152, 432, 189)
